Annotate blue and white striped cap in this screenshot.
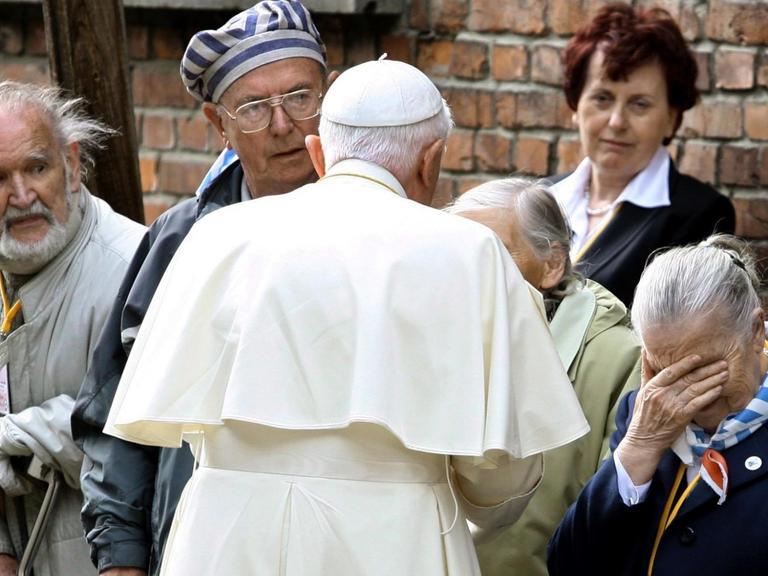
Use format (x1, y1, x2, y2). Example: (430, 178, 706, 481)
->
(181, 0, 326, 103)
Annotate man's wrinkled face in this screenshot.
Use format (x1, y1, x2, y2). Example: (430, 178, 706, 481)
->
(0, 105, 79, 273)
(211, 57, 325, 198)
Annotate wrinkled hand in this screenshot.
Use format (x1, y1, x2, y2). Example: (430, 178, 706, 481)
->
(0, 553, 18, 576)
(100, 569, 147, 576)
(616, 352, 728, 485)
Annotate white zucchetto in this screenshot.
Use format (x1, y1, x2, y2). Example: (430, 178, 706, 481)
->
(321, 57, 444, 127)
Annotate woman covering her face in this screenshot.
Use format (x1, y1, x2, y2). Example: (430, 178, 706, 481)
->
(448, 177, 641, 576)
(550, 3, 734, 307)
(548, 234, 768, 576)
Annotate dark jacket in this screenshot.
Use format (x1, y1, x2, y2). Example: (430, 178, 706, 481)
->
(72, 161, 245, 574)
(553, 163, 735, 307)
(547, 390, 768, 576)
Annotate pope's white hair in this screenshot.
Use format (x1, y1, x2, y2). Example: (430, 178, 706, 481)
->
(319, 99, 453, 180)
(632, 234, 761, 344)
(0, 80, 115, 180)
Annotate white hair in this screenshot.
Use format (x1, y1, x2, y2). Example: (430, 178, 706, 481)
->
(632, 234, 761, 344)
(446, 177, 583, 306)
(319, 99, 453, 181)
(0, 81, 115, 180)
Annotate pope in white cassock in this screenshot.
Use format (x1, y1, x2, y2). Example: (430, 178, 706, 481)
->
(104, 58, 589, 575)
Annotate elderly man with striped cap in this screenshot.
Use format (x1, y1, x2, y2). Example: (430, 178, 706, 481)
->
(72, 3, 332, 575)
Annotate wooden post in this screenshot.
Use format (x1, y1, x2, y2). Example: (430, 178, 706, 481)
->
(42, 0, 144, 224)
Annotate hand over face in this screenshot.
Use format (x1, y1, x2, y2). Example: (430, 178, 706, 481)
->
(624, 352, 728, 457)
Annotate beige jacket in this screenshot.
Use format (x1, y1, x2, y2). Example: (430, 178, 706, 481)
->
(0, 188, 144, 576)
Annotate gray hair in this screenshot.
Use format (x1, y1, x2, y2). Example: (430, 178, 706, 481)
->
(447, 177, 583, 307)
(632, 234, 762, 344)
(319, 100, 454, 181)
(0, 81, 115, 180)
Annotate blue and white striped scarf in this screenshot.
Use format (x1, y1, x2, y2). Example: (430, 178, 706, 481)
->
(682, 371, 768, 503)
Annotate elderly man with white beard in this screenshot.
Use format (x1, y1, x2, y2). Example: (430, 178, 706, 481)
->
(0, 81, 144, 576)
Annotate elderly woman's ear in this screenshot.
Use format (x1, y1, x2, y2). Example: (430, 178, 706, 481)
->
(750, 308, 766, 354)
(539, 250, 567, 291)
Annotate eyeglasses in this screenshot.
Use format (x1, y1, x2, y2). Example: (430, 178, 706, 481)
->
(218, 89, 323, 134)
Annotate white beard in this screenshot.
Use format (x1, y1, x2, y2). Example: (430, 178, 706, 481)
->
(0, 185, 82, 276)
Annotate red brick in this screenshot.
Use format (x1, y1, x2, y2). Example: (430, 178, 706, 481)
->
(733, 197, 768, 238)
(469, 0, 546, 35)
(143, 198, 175, 226)
(178, 113, 211, 152)
(556, 92, 575, 129)
(0, 23, 23, 55)
(514, 136, 550, 176)
(432, 0, 469, 34)
(157, 153, 216, 196)
(678, 141, 718, 185)
(380, 35, 414, 66)
(680, 99, 743, 139)
(457, 176, 494, 195)
(491, 44, 527, 81)
(745, 102, 768, 141)
(759, 53, 768, 88)
(409, 0, 430, 30)
(431, 177, 456, 209)
(25, 20, 47, 57)
(531, 44, 564, 86)
(142, 114, 175, 150)
(443, 130, 474, 172)
(152, 27, 186, 61)
(132, 62, 196, 108)
(127, 25, 149, 60)
(496, 92, 518, 129)
(706, 0, 768, 46)
(475, 132, 513, 173)
(549, 0, 616, 36)
(516, 91, 560, 128)
(720, 145, 760, 187)
(449, 41, 488, 80)
(445, 88, 493, 129)
(693, 49, 711, 93)
(761, 147, 768, 186)
(417, 40, 454, 78)
(0, 60, 49, 85)
(714, 48, 755, 90)
(139, 153, 158, 193)
(556, 137, 583, 174)
(346, 31, 376, 66)
(636, 0, 681, 20)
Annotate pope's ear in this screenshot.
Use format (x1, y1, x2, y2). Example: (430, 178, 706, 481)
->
(305, 135, 325, 178)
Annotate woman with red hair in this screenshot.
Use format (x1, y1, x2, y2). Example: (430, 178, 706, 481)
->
(550, 3, 734, 307)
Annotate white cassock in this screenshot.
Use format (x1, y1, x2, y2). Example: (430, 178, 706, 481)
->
(105, 159, 589, 575)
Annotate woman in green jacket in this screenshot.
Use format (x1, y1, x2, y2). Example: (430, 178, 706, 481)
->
(448, 177, 640, 576)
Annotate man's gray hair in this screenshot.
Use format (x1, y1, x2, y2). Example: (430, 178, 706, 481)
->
(0, 81, 114, 179)
(319, 100, 453, 180)
(632, 234, 762, 343)
(447, 177, 582, 304)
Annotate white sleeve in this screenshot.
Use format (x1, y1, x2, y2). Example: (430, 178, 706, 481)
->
(613, 450, 652, 506)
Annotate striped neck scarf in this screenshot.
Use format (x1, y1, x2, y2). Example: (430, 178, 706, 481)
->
(683, 370, 768, 504)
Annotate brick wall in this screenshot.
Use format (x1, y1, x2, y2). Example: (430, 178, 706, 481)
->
(0, 1, 766, 266)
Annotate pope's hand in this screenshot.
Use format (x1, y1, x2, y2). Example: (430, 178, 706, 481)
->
(616, 352, 728, 485)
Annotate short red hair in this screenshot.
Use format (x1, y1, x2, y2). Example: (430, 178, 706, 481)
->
(563, 3, 698, 142)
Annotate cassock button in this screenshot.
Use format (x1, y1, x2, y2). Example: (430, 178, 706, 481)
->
(679, 526, 696, 546)
(745, 456, 762, 471)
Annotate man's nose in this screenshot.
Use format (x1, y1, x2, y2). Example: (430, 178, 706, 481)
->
(269, 104, 294, 136)
(8, 174, 37, 208)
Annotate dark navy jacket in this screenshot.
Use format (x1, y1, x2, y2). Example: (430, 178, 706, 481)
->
(548, 391, 768, 575)
(552, 163, 735, 307)
(72, 162, 245, 574)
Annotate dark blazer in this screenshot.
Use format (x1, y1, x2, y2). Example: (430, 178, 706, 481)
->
(547, 391, 768, 576)
(553, 163, 735, 307)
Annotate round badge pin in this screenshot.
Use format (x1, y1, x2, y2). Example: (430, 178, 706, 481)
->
(745, 456, 762, 471)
